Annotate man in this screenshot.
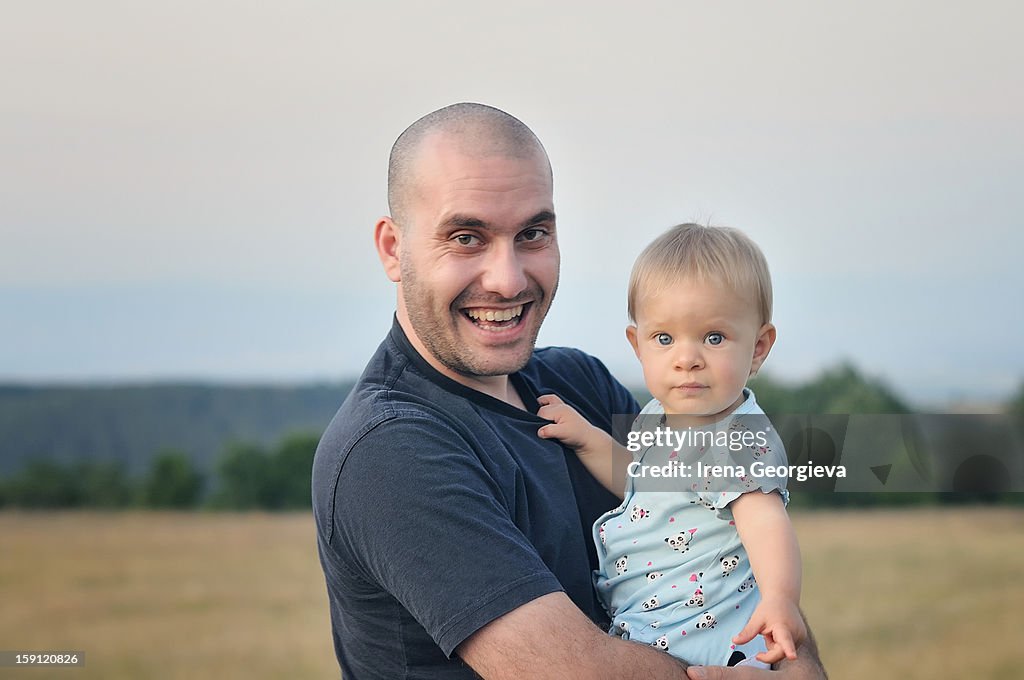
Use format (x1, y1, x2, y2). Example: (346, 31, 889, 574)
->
(312, 103, 827, 679)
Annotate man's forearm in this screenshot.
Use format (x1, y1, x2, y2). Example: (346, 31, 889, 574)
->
(460, 592, 695, 679)
(593, 635, 693, 679)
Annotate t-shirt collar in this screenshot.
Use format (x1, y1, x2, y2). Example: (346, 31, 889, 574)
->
(387, 316, 542, 420)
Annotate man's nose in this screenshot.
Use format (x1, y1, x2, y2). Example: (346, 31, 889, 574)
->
(480, 242, 528, 299)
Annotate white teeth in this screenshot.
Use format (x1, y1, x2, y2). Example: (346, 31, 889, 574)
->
(467, 304, 524, 322)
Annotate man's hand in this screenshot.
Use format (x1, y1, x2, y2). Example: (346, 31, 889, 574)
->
(687, 666, 775, 680)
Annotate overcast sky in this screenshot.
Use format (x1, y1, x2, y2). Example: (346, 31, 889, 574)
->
(2, 1, 1021, 405)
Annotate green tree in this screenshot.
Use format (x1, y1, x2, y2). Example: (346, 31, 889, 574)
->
(141, 450, 203, 508)
(78, 461, 135, 508)
(4, 460, 84, 508)
(1010, 380, 1024, 420)
(804, 363, 909, 413)
(212, 442, 273, 509)
(271, 433, 319, 510)
(750, 362, 909, 414)
(745, 374, 799, 412)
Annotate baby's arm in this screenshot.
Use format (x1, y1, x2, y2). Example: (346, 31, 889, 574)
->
(536, 394, 630, 499)
(729, 491, 805, 664)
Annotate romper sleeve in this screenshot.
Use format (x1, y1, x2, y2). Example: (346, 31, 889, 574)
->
(694, 412, 790, 514)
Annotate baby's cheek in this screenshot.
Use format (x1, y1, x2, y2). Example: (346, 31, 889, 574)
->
(641, 364, 663, 391)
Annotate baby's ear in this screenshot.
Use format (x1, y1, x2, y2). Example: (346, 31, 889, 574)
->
(750, 323, 777, 376)
(625, 325, 641, 359)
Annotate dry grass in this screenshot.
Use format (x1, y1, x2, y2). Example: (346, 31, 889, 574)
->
(0, 512, 334, 679)
(793, 506, 1024, 679)
(0, 508, 1021, 679)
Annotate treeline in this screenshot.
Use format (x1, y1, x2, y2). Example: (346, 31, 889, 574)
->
(748, 363, 910, 414)
(0, 383, 351, 477)
(1, 365, 1022, 510)
(759, 365, 1024, 507)
(0, 433, 318, 511)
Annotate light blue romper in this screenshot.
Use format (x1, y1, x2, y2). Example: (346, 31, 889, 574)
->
(593, 390, 789, 666)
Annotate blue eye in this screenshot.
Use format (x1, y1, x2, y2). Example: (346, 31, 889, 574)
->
(656, 333, 673, 346)
(705, 332, 724, 346)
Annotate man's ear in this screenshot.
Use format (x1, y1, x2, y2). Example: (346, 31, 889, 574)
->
(625, 325, 641, 360)
(374, 216, 402, 283)
(749, 323, 777, 376)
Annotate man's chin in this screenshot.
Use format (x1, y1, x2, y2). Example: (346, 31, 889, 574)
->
(455, 349, 534, 378)
(456, 322, 541, 367)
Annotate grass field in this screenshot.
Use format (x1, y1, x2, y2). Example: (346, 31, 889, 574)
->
(0, 507, 1021, 679)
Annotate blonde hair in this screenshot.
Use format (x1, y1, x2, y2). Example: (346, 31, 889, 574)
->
(627, 223, 773, 324)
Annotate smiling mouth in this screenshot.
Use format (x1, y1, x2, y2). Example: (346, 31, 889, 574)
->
(463, 303, 528, 332)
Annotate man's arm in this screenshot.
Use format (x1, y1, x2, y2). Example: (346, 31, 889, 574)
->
(457, 592, 691, 679)
(459, 596, 828, 680)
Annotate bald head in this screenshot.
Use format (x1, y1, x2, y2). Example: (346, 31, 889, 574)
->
(387, 103, 551, 228)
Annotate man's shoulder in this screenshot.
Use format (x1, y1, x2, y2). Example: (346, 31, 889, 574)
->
(311, 383, 476, 547)
(322, 333, 466, 437)
(314, 360, 465, 473)
(530, 344, 602, 367)
(525, 345, 618, 389)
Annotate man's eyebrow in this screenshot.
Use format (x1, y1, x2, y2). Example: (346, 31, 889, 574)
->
(440, 215, 489, 230)
(524, 210, 556, 227)
(438, 210, 556, 231)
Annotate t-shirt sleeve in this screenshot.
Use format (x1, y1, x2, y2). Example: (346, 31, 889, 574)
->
(330, 416, 564, 657)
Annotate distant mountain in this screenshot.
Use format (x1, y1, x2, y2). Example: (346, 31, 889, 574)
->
(0, 383, 354, 476)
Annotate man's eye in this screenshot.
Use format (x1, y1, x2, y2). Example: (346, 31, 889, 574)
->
(705, 333, 724, 346)
(454, 234, 480, 246)
(518, 228, 550, 244)
(656, 333, 673, 346)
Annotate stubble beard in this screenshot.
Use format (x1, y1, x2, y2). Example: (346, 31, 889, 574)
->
(400, 261, 555, 379)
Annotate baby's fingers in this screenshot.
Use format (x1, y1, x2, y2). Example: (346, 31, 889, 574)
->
(537, 395, 566, 422)
(731, 617, 762, 646)
(755, 646, 785, 665)
(773, 626, 798, 660)
(537, 418, 566, 438)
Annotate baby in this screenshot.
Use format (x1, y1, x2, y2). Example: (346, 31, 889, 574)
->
(538, 223, 804, 668)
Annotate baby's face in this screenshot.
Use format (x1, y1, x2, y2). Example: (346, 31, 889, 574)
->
(627, 277, 774, 424)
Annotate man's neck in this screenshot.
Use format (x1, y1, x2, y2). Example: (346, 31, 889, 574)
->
(398, 317, 528, 409)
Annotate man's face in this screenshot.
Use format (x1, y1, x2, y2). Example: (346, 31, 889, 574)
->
(395, 136, 559, 379)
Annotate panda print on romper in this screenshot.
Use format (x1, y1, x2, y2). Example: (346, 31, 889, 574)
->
(720, 554, 741, 577)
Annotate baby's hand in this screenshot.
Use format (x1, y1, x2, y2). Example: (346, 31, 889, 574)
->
(537, 394, 603, 454)
(732, 596, 807, 665)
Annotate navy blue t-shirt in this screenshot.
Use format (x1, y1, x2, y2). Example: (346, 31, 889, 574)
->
(312, 320, 639, 679)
